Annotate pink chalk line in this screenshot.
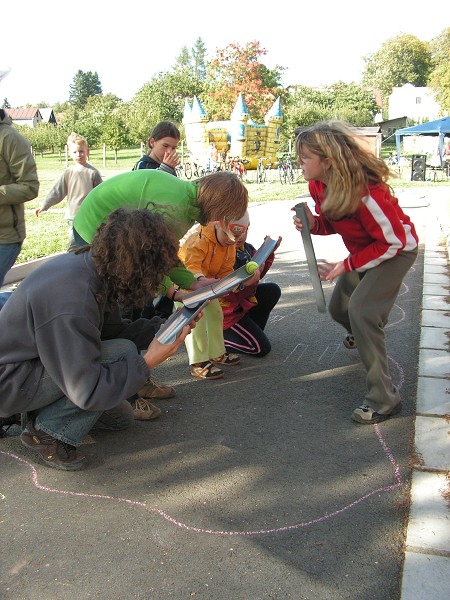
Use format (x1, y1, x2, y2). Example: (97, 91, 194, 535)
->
(0, 425, 402, 537)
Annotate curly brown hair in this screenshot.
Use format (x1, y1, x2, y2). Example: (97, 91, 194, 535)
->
(85, 208, 180, 311)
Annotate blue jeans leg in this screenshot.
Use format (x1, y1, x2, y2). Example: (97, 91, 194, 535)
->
(0, 242, 22, 287)
(28, 339, 139, 446)
(0, 291, 13, 310)
(72, 227, 88, 247)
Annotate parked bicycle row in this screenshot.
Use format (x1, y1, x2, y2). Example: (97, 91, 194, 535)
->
(176, 153, 302, 184)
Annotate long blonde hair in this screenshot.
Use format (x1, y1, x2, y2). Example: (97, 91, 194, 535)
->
(296, 121, 393, 219)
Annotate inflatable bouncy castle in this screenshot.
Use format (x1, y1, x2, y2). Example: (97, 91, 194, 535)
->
(182, 93, 282, 170)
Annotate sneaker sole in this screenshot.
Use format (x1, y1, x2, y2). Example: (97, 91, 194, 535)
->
(20, 436, 86, 471)
(351, 402, 402, 425)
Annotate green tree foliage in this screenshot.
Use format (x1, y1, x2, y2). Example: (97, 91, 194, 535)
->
(281, 83, 378, 150)
(202, 41, 285, 122)
(127, 71, 204, 144)
(428, 28, 450, 113)
(2, 98, 11, 108)
(174, 37, 207, 80)
(191, 37, 207, 81)
(429, 27, 450, 65)
(69, 70, 102, 109)
(174, 46, 191, 71)
(85, 94, 132, 156)
(327, 82, 380, 125)
(15, 122, 66, 155)
(362, 34, 432, 106)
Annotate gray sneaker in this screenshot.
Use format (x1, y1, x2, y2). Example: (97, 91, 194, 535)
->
(138, 376, 175, 400)
(351, 402, 402, 424)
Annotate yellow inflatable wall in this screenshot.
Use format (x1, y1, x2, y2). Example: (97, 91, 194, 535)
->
(182, 94, 282, 170)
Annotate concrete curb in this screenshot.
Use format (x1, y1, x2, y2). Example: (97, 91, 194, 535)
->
(400, 197, 450, 600)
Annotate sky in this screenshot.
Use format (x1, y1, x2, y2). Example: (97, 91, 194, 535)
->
(1, 1, 448, 108)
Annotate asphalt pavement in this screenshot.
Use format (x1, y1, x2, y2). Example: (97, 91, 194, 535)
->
(1, 187, 449, 599)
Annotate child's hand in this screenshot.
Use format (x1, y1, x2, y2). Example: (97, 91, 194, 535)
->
(318, 261, 345, 282)
(291, 203, 316, 231)
(162, 150, 179, 169)
(190, 277, 219, 290)
(244, 268, 260, 286)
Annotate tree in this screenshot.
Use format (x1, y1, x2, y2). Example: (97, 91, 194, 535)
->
(362, 34, 433, 111)
(280, 83, 378, 153)
(127, 71, 204, 144)
(428, 28, 450, 114)
(327, 82, 380, 125)
(1, 98, 11, 108)
(85, 94, 132, 160)
(191, 37, 207, 81)
(174, 46, 191, 71)
(429, 27, 450, 66)
(69, 70, 102, 109)
(174, 37, 208, 81)
(202, 41, 285, 122)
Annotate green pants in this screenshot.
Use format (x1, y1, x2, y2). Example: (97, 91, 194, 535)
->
(183, 298, 226, 364)
(329, 249, 418, 414)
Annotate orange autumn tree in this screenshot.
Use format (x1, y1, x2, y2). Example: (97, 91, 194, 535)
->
(201, 41, 285, 123)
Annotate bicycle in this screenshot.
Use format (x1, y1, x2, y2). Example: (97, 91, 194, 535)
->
(183, 160, 205, 180)
(278, 153, 295, 184)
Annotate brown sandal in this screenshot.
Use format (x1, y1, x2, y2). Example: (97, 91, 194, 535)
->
(211, 352, 240, 366)
(190, 361, 224, 380)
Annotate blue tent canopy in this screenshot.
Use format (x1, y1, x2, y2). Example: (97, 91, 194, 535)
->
(395, 117, 450, 166)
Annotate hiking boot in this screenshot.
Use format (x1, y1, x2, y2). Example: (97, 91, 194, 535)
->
(131, 398, 162, 420)
(0, 414, 22, 438)
(351, 402, 402, 424)
(343, 334, 357, 349)
(138, 376, 175, 399)
(20, 421, 86, 470)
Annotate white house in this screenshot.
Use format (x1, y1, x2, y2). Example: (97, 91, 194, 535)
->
(388, 84, 441, 123)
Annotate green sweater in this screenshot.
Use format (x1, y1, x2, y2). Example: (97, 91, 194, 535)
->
(73, 170, 204, 291)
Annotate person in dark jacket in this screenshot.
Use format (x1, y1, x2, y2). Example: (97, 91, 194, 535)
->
(221, 214, 281, 357)
(133, 121, 180, 176)
(0, 208, 199, 470)
(130, 121, 181, 365)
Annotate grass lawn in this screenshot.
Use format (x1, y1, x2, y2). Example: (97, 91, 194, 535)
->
(17, 150, 450, 264)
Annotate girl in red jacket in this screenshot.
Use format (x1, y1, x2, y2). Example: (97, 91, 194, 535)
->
(293, 121, 418, 424)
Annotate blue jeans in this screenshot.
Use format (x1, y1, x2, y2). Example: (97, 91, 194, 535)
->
(0, 291, 13, 310)
(0, 242, 22, 287)
(72, 227, 88, 247)
(25, 339, 138, 446)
